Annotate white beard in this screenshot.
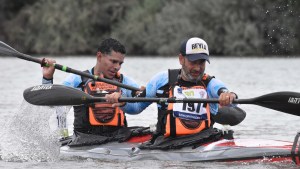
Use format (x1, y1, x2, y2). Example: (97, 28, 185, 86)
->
(181, 68, 204, 84)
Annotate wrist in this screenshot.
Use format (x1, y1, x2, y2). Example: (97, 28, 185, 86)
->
(230, 92, 238, 99)
(42, 76, 53, 84)
(218, 88, 229, 96)
(120, 102, 127, 107)
(43, 76, 53, 80)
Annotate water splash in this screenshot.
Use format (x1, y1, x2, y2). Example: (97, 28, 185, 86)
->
(0, 100, 61, 162)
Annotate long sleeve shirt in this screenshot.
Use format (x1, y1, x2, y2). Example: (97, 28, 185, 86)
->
(122, 71, 233, 115)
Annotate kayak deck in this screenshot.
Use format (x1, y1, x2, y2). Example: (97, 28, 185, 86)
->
(60, 136, 298, 163)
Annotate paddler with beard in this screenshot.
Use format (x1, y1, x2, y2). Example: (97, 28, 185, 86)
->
(105, 37, 245, 149)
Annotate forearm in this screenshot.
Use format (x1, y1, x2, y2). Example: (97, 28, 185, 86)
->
(120, 87, 152, 114)
(121, 102, 151, 114)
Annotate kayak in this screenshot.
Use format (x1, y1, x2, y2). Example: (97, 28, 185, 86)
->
(60, 131, 300, 164)
(20, 84, 300, 164)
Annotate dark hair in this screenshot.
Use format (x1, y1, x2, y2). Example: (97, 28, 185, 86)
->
(97, 38, 126, 55)
(179, 39, 188, 56)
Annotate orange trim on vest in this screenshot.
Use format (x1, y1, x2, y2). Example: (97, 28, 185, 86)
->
(202, 74, 209, 81)
(88, 104, 125, 126)
(165, 85, 211, 137)
(84, 76, 125, 126)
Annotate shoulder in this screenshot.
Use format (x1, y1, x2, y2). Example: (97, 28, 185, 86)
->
(145, 71, 168, 96)
(206, 77, 227, 98)
(208, 77, 225, 86)
(149, 71, 169, 87)
(121, 74, 139, 88)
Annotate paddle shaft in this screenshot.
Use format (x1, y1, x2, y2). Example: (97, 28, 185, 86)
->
(75, 95, 300, 117)
(0, 41, 140, 91)
(86, 96, 251, 104)
(23, 84, 300, 116)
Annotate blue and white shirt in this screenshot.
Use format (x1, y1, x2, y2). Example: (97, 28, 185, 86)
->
(122, 71, 233, 115)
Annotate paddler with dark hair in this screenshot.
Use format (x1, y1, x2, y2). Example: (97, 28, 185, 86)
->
(42, 38, 149, 146)
(105, 37, 246, 149)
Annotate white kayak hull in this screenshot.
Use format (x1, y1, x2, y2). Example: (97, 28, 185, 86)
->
(60, 135, 300, 164)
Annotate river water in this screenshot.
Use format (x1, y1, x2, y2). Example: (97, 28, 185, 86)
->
(0, 56, 299, 169)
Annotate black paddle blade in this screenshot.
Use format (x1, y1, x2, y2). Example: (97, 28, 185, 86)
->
(212, 107, 246, 126)
(253, 91, 300, 116)
(23, 84, 93, 106)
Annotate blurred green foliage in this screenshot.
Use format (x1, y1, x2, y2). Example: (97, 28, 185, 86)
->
(0, 0, 299, 56)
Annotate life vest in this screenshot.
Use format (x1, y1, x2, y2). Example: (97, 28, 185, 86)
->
(80, 70, 126, 127)
(157, 69, 213, 137)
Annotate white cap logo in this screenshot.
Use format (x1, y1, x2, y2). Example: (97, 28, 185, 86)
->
(186, 38, 209, 55)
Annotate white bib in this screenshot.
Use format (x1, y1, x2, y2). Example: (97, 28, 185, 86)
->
(172, 86, 208, 121)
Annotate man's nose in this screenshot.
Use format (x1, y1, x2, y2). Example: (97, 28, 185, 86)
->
(192, 63, 201, 70)
(114, 63, 121, 70)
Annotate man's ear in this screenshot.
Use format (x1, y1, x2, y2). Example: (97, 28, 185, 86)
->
(179, 54, 184, 65)
(96, 51, 102, 61)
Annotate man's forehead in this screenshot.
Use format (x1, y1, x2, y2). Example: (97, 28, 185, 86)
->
(186, 57, 206, 62)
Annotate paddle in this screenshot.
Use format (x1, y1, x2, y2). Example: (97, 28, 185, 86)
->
(212, 107, 246, 126)
(0, 41, 140, 91)
(23, 84, 300, 117)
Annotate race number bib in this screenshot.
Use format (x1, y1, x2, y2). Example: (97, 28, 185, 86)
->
(173, 86, 208, 121)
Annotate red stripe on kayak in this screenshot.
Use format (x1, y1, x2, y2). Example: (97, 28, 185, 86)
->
(295, 147, 300, 165)
(127, 134, 152, 143)
(295, 157, 300, 165)
(224, 157, 294, 164)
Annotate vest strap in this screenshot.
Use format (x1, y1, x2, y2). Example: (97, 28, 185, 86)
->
(168, 69, 180, 137)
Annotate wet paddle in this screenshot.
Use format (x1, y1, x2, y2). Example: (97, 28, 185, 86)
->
(23, 84, 300, 117)
(0, 41, 140, 91)
(212, 107, 246, 126)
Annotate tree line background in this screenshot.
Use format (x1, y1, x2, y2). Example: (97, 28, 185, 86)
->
(0, 0, 299, 56)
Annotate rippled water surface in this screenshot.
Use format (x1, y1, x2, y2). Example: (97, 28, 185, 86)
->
(0, 56, 300, 168)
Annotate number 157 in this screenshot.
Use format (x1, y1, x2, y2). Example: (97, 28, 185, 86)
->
(182, 103, 201, 113)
